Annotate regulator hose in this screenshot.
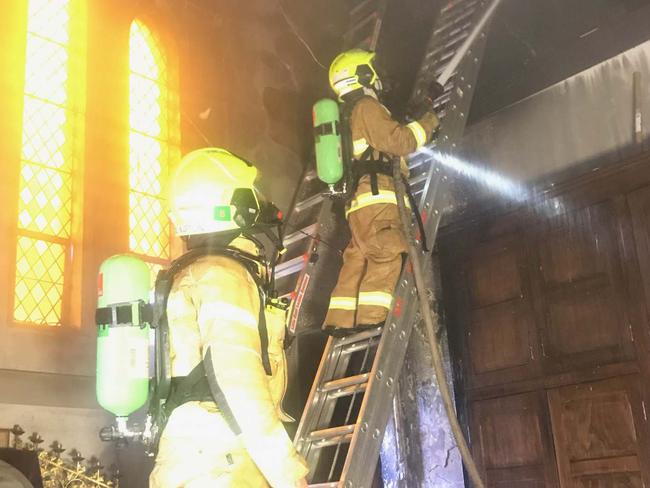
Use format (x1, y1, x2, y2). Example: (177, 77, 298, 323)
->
(392, 159, 486, 488)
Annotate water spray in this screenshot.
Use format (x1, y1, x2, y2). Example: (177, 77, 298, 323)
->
(418, 146, 531, 203)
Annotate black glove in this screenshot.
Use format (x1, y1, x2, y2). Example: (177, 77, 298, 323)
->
(426, 81, 445, 101)
(405, 81, 446, 120)
(406, 100, 432, 120)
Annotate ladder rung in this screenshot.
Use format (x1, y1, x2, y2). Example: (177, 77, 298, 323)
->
(441, 0, 478, 16)
(434, 9, 474, 36)
(308, 424, 356, 444)
(295, 193, 324, 213)
(350, 0, 375, 18)
(340, 339, 380, 356)
(308, 424, 356, 441)
(309, 483, 339, 488)
(313, 434, 353, 449)
(409, 173, 429, 187)
(333, 326, 383, 347)
(409, 156, 433, 172)
(329, 382, 368, 399)
(284, 223, 318, 246)
(321, 373, 370, 393)
(275, 255, 306, 279)
(349, 11, 378, 33)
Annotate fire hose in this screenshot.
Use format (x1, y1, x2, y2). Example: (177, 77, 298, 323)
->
(392, 159, 486, 488)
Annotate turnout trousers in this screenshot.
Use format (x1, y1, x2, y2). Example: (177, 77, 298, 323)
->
(149, 403, 269, 488)
(324, 201, 407, 331)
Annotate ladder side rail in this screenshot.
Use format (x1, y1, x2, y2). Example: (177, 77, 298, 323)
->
(294, 337, 334, 448)
(367, 0, 389, 51)
(286, 198, 334, 334)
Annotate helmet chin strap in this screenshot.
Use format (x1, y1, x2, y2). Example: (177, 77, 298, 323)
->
(363, 87, 379, 99)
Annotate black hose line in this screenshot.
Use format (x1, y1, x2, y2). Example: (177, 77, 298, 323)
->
(392, 158, 486, 488)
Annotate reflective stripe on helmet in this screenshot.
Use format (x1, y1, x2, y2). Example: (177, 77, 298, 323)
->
(358, 291, 393, 310)
(329, 297, 357, 311)
(406, 121, 427, 148)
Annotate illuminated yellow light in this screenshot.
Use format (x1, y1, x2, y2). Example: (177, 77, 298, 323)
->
(129, 20, 177, 260)
(14, 0, 82, 326)
(24, 35, 69, 104)
(27, 0, 71, 44)
(14, 237, 65, 326)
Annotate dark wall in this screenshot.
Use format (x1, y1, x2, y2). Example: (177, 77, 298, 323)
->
(470, 0, 650, 122)
(172, 0, 347, 211)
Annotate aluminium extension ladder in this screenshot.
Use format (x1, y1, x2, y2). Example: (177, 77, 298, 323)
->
(275, 1, 503, 486)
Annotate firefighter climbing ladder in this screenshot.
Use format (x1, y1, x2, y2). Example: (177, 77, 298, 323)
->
(276, 1, 503, 486)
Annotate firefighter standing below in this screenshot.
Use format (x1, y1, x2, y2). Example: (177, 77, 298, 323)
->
(323, 49, 439, 337)
(149, 148, 308, 487)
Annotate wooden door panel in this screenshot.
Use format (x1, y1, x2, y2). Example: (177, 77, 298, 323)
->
(548, 377, 649, 488)
(487, 465, 547, 487)
(627, 186, 650, 342)
(471, 392, 558, 487)
(545, 285, 623, 356)
(469, 300, 532, 374)
(533, 202, 635, 371)
(574, 473, 642, 488)
(464, 236, 540, 387)
(537, 214, 607, 287)
(470, 244, 522, 308)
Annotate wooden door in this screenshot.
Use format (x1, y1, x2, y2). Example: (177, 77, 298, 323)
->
(471, 391, 559, 486)
(548, 376, 650, 487)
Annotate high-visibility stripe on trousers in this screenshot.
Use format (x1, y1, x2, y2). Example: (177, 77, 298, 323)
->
(346, 190, 411, 217)
(324, 201, 406, 330)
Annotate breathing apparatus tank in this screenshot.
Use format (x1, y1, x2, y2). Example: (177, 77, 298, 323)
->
(313, 98, 344, 188)
(96, 255, 152, 442)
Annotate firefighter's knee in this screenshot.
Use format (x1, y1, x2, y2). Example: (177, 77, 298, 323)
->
(367, 218, 406, 262)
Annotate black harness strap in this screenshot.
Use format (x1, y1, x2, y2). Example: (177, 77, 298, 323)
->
(163, 362, 212, 412)
(149, 245, 273, 446)
(254, 282, 272, 376)
(353, 148, 393, 197)
(203, 347, 243, 435)
(95, 300, 153, 328)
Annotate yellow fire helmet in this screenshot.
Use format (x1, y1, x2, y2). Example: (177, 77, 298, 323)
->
(329, 49, 379, 99)
(169, 148, 261, 236)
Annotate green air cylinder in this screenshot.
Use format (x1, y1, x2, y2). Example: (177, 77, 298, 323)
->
(96, 255, 151, 418)
(313, 98, 344, 185)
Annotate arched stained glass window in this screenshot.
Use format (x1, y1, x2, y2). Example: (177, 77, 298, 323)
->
(129, 20, 179, 263)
